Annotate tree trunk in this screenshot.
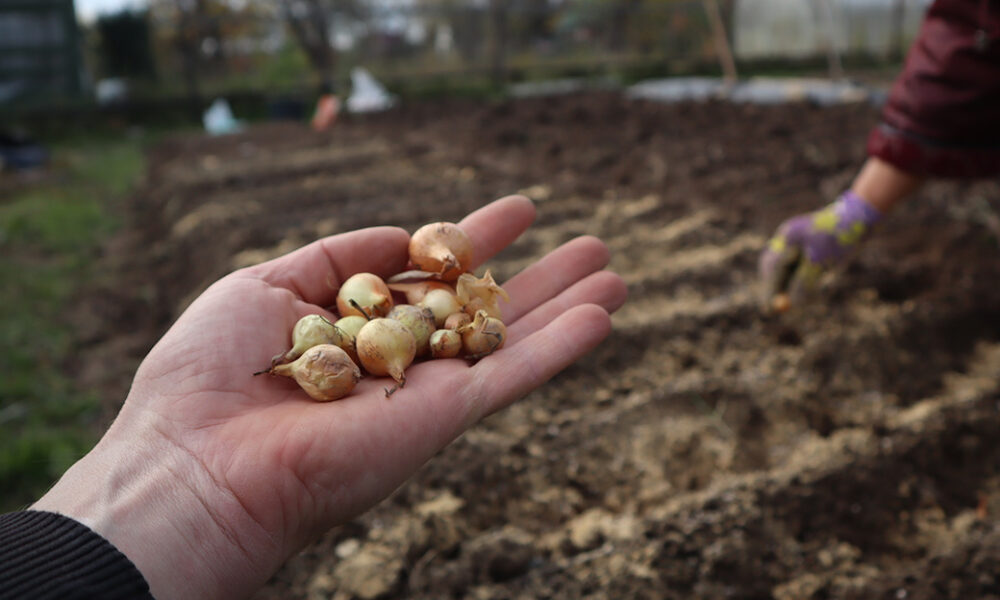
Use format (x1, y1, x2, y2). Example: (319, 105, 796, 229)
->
(703, 0, 738, 83)
(488, 0, 507, 86)
(173, 0, 202, 102)
(280, 0, 336, 93)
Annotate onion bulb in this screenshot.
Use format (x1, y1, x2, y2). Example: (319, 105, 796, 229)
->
(409, 222, 473, 281)
(331, 315, 367, 363)
(772, 293, 791, 314)
(334, 315, 368, 340)
(273, 314, 350, 366)
(387, 304, 436, 357)
(270, 344, 360, 401)
(458, 309, 506, 359)
(356, 318, 416, 395)
(457, 270, 509, 320)
(429, 329, 462, 359)
(444, 311, 471, 331)
(336, 273, 393, 319)
(419, 288, 463, 327)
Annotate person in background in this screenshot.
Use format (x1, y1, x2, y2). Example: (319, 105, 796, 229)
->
(0, 196, 628, 600)
(312, 81, 341, 132)
(759, 0, 1000, 310)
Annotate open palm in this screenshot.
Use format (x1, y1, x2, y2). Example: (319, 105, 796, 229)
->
(37, 196, 627, 599)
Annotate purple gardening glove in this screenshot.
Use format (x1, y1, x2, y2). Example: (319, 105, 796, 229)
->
(759, 190, 881, 310)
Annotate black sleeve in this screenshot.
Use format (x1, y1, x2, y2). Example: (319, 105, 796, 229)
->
(0, 510, 153, 600)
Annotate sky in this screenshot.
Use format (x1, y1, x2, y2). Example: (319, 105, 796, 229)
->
(76, 0, 147, 23)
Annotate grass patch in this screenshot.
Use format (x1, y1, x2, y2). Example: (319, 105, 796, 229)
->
(0, 135, 146, 511)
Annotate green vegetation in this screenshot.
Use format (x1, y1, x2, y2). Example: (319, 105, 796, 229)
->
(0, 136, 146, 511)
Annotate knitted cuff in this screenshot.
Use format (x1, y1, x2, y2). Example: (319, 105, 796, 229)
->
(0, 510, 152, 600)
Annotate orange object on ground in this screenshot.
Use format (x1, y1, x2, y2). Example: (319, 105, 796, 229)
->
(312, 94, 340, 131)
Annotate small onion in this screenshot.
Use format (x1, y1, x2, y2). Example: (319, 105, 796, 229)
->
(336, 273, 393, 319)
(458, 310, 506, 359)
(409, 222, 473, 282)
(334, 315, 368, 340)
(270, 344, 361, 401)
(444, 311, 471, 331)
(429, 329, 462, 359)
(333, 315, 369, 364)
(273, 314, 349, 366)
(419, 288, 463, 327)
(772, 293, 792, 314)
(356, 318, 416, 395)
(388, 304, 436, 357)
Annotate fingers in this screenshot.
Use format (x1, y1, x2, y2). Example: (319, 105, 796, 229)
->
(506, 270, 627, 344)
(458, 195, 536, 268)
(241, 195, 536, 308)
(246, 227, 411, 307)
(469, 303, 613, 421)
(500, 235, 612, 323)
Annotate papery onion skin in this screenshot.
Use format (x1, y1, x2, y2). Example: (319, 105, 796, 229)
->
(356, 318, 416, 390)
(336, 273, 393, 318)
(387, 280, 454, 305)
(429, 329, 462, 359)
(457, 270, 509, 320)
(388, 304, 437, 357)
(459, 309, 507, 358)
(271, 344, 361, 401)
(409, 222, 473, 282)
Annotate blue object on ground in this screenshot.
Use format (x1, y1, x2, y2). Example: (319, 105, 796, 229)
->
(0, 132, 48, 171)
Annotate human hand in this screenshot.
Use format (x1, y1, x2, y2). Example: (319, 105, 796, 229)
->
(32, 195, 628, 599)
(758, 190, 881, 310)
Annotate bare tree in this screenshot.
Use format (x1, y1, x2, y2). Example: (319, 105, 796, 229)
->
(278, 0, 366, 93)
(703, 0, 738, 83)
(488, 0, 508, 85)
(149, 0, 233, 100)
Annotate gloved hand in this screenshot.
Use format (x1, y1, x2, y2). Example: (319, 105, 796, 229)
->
(759, 190, 881, 311)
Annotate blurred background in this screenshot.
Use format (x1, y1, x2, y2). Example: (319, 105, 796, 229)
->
(3, 0, 929, 119)
(8, 2, 1000, 599)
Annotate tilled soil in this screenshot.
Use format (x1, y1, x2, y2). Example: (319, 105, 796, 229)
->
(82, 93, 1000, 599)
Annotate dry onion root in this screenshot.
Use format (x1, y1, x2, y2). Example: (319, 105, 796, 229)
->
(258, 217, 512, 401)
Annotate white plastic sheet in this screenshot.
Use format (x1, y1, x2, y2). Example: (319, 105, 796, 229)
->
(203, 98, 243, 135)
(346, 68, 396, 114)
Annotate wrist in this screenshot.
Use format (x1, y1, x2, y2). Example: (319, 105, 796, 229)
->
(837, 189, 882, 227)
(31, 408, 277, 600)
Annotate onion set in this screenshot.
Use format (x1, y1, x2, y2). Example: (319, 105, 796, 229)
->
(255, 217, 512, 401)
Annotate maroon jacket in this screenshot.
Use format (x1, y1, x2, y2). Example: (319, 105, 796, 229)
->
(867, 0, 1000, 177)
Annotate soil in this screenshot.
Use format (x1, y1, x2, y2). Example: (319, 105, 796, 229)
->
(80, 93, 1000, 599)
